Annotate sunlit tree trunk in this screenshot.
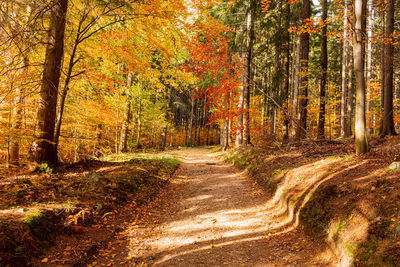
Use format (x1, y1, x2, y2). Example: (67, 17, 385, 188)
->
(365, 1, 374, 134)
(32, 0, 68, 165)
(136, 78, 143, 149)
(380, 0, 396, 136)
(189, 97, 194, 147)
(221, 91, 230, 150)
(9, 4, 32, 166)
(345, 49, 354, 137)
(353, 0, 368, 154)
(340, 0, 349, 138)
(317, 0, 328, 139)
(295, 0, 310, 139)
(236, 0, 255, 147)
(119, 72, 133, 152)
(292, 36, 300, 120)
(54, 6, 87, 155)
(9, 55, 28, 166)
(161, 86, 172, 148)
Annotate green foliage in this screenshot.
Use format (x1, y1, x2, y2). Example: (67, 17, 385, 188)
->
(301, 204, 329, 235)
(21, 210, 54, 249)
(37, 162, 53, 174)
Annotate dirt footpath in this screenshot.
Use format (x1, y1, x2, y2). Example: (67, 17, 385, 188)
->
(94, 148, 328, 266)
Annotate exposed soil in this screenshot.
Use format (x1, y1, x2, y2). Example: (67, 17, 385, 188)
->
(82, 149, 327, 266)
(4, 137, 400, 266)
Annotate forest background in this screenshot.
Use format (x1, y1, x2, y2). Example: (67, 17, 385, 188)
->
(0, 0, 399, 172)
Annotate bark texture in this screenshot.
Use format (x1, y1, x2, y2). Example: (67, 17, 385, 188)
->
(353, 0, 368, 154)
(32, 0, 68, 165)
(317, 0, 328, 139)
(295, 0, 311, 139)
(380, 0, 396, 136)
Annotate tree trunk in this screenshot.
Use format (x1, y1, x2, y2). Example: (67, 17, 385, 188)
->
(236, 0, 255, 147)
(222, 91, 230, 150)
(54, 9, 86, 155)
(283, 0, 291, 141)
(340, 0, 349, 138)
(317, 0, 328, 139)
(380, 0, 396, 136)
(119, 73, 133, 152)
(161, 87, 172, 148)
(9, 56, 28, 166)
(292, 36, 300, 120)
(9, 4, 31, 166)
(32, 0, 68, 165)
(295, 0, 311, 139)
(365, 1, 374, 134)
(379, 11, 385, 132)
(353, 0, 368, 154)
(189, 97, 194, 147)
(345, 50, 354, 137)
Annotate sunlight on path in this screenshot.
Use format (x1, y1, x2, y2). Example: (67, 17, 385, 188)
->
(127, 149, 355, 266)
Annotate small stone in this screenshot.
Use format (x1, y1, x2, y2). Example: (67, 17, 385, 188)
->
(388, 162, 400, 171)
(17, 208, 28, 213)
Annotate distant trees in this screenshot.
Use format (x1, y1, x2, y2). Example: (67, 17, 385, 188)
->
(2, 0, 400, 169)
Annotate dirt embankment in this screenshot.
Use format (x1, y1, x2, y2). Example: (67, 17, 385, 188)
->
(0, 156, 179, 266)
(226, 136, 400, 266)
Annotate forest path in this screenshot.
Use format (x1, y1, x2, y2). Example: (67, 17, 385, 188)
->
(95, 148, 328, 266)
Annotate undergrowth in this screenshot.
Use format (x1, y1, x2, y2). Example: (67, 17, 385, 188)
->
(0, 154, 180, 266)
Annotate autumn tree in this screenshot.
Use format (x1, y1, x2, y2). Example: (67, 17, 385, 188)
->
(380, 0, 396, 136)
(295, 0, 311, 139)
(317, 0, 328, 139)
(32, 0, 68, 165)
(353, 0, 368, 154)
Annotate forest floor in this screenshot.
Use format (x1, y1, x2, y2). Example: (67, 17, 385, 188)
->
(1, 137, 400, 266)
(86, 148, 327, 266)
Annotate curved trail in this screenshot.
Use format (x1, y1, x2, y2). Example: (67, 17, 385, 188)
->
(97, 148, 330, 266)
(122, 148, 330, 266)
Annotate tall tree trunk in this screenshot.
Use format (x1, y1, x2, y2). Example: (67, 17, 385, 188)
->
(379, 11, 385, 132)
(9, 4, 32, 166)
(365, 0, 374, 134)
(236, 0, 255, 146)
(32, 0, 68, 165)
(189, 97, 194, 147)
(283, 0, 291, 141)
(292, 36, 300, 120)
(222, 92, 230, 150)
(161, 86, 172, 148)
(119, 72, 133, 152)
(340, 0, 349, 138)
(380, 0, 396, 136)
(353, 0, 368, 154)
(136, 78, 142, 149)
(54, 8, 86, 155)
(317, 0, 328, 139)
(345, 49, 354, 137)
(9, 56, 28, 166)
(136, 101, 142, 149)
(295, 0, 311, 139)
